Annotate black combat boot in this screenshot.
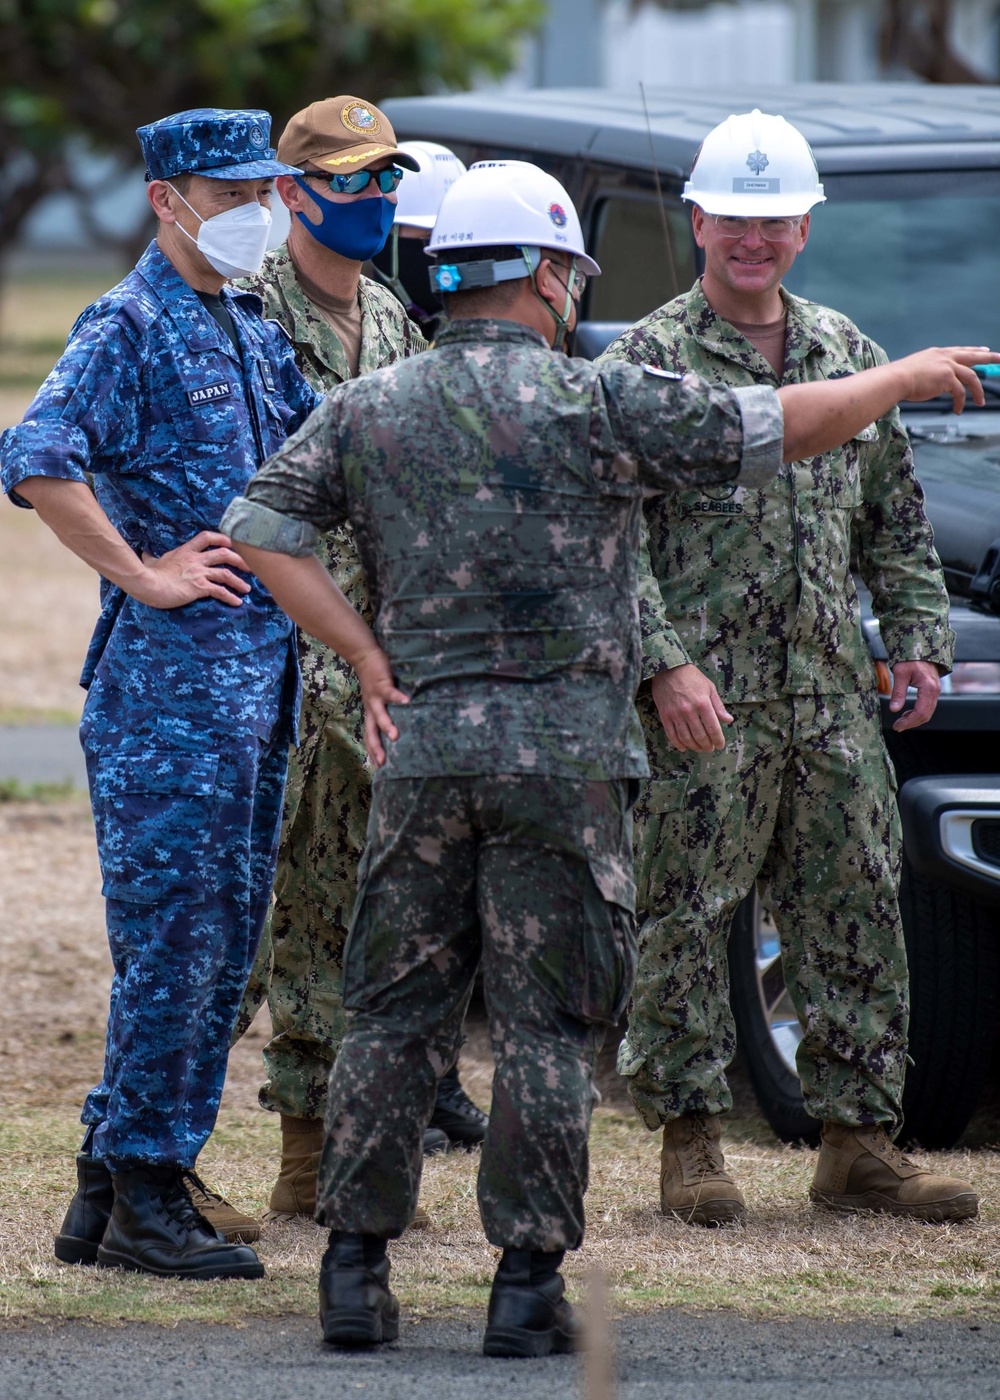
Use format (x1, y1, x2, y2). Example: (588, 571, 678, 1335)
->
(483, 1247, 580, 1358)
(430, 1064, 488, 1147)
(319, 1231, 399, 1347)
(96, 1163, 264, 1279)
(54, 1154, 115, 1265)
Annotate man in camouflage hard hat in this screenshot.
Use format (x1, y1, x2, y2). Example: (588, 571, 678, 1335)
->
(0, 108, 322, 1278)
(231, 95, 486, 1229)
(600, 109, 979, 1226)
(220, 158, 989, 1352)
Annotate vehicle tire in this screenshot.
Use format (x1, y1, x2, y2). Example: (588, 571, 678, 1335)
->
(729, 870, 1000, 1150)
(728, 894, 821, 1145)
(897, 855, 1000, 1149)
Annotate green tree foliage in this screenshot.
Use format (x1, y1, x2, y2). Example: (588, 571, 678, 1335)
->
(0, 0, 542, 258)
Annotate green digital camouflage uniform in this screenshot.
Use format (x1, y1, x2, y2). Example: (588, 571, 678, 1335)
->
(222, 316, 784, 1247)
(600, 282, 954, 1133)
(233, 244, 427, 1118)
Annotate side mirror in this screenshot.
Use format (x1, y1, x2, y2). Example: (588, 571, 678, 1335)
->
(573, 321, 630, 361)
(970, 538, 1000, 614)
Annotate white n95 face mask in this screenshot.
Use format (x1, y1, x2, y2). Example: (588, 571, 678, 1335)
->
(167, 183, 272, 279)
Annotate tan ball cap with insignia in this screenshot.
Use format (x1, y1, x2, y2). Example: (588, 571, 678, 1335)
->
(277, 96, 420, 173)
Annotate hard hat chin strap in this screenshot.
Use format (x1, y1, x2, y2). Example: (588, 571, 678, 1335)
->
(525, 248, 576, 351)
(376, 227, 411, 306)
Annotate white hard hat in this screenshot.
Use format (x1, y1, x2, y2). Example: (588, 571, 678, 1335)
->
(393, 141, 467, 229)
(682, 109, 825, 217)
(427, 159, 601, 276)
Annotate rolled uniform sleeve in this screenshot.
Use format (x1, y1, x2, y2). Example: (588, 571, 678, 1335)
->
(731, 383, 784, 488)
(594, 363, 782, 494)
(221, 395, 349, 555)
(1, 319, 141, 506)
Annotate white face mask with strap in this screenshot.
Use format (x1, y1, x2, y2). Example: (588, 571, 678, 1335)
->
(167, 183, 272, 279)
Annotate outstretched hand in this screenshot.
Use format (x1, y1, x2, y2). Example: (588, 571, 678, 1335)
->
(899, 347, 1000, 413)
(355, 645, 411, 766)
(138, 531, 252, 609)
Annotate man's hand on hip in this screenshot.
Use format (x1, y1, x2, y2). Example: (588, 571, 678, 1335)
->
(651, 663, 733, 753)
(140, 532, 252, 608)
(888, 659, 942, 731)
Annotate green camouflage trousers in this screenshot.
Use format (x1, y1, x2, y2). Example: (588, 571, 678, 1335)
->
(618, 689, 908, 1132)
(236, 687, 369, 1119)
(316, 774, 638, 1248)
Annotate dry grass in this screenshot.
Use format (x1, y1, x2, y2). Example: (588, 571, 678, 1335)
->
(1, 798, 999, 1329)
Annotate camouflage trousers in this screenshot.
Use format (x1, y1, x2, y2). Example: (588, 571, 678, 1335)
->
(236, 689, 369, 1119)
(80, 680, 289, 1167)
(618, 689, 908, 1132)
(316, 774, 638, 1249)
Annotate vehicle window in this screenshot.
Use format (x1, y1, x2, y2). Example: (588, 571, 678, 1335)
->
(782, 170, 1000, 361)
(588, 194, 695, 323)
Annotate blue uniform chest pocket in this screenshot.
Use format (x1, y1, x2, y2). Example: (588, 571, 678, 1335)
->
(92, 750, 220, 905)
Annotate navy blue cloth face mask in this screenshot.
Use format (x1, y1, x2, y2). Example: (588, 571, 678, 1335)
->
(294, 175, 395, 260)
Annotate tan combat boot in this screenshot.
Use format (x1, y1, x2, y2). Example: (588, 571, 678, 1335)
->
(809, 1122, 979, 1222)
(180, 1169, 261, 1243)
(659, 1113, 746, 1226)
(267, 1114, 324, 1220)
(267, 1114, 431, 1228)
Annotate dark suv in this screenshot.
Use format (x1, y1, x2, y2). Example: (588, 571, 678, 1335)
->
(384, 83, 1000, 1147)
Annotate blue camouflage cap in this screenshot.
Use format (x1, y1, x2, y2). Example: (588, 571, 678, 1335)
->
(136, 107, 301, 182)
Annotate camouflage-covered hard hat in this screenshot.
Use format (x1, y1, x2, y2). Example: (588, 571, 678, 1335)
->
(136, 108, 301, 182)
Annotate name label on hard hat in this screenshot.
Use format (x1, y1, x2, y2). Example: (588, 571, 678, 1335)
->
(187, 381, 232, 407)
(733, 178, 780, 193)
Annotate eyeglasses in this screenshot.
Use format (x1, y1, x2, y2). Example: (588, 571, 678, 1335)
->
(550, 261, 587, 301)
(710, 214, 803, 242)
(305, 166, 404, 196)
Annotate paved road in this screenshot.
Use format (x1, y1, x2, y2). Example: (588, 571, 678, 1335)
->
(2, 1312, 998, 1400)
(0, 725, 86, 788)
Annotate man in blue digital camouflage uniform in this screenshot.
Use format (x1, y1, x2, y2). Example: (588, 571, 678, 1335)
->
(0, 108, 321, 1280)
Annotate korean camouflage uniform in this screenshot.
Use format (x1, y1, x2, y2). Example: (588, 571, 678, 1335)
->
(222, 317, 783, 1248)
(234, 244, 427, 1120)
(0, 243, 319, 1167)
(600, 282, 954, 1133)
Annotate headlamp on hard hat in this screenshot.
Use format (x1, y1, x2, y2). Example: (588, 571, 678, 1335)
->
(430, 247, 542, 296)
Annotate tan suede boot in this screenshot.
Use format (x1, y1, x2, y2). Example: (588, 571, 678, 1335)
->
(809, 1122, 979, 1222)
(180, 1169, 261, 1244)
(266, 1114, 431, 1228)
(266, 1115, 324, 1220)
(659, 1114, 746, 1226)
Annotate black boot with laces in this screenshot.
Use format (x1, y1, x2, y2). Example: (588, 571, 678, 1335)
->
(430, 1064, 488, 1146)
(97, 1163, 264, 1279)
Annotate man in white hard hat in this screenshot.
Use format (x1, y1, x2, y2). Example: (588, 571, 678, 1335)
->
(602, 110, 979, 1226)
(370, 139, 467, 337)
(220, 157, 990, 1351)
(229, 97, 484, 1229)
